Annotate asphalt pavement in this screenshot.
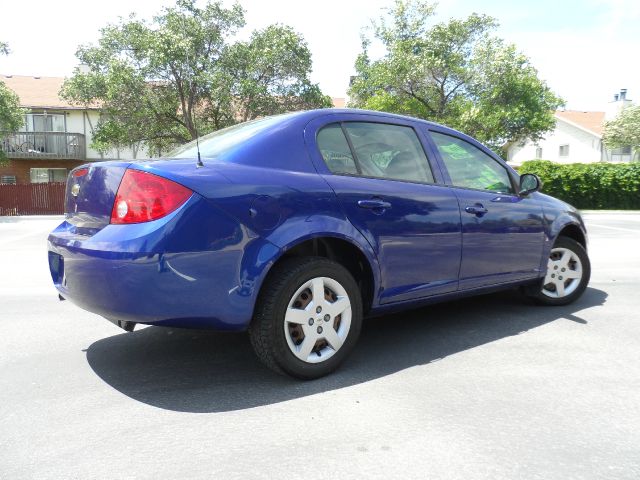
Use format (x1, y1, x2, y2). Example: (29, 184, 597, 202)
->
(0, 212, 639, 479)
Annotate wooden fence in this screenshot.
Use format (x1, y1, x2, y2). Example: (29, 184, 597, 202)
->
(0, 183, 66, 216)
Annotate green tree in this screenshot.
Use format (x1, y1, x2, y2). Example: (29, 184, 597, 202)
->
(603, 105, 640, 160)
(1, 42, 25, 163)
(349, 0, 563, 153)
(225, 25, 331, 121)
(61, 0, 329, 155)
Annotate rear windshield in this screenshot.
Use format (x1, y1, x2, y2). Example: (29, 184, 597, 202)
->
(167, 114, 295, 159)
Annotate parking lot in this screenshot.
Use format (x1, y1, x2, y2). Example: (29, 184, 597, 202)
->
(1, 212, 639, 479)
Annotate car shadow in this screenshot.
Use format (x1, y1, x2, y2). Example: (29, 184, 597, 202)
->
(85, 287, 607, 413)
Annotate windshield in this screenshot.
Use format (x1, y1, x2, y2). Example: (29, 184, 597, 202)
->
(167, 113, 297, 159)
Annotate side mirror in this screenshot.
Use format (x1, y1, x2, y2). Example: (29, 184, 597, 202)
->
(519, 173, 542, 196)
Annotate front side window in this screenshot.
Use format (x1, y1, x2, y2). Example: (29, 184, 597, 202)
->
(430, 132, 514, 194)
(317, 122, 434, 184)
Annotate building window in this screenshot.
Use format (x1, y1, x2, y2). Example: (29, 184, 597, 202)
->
(611, 146, 632, 163)
(19, 113, 69, 156)
(1, 175, 17, 185)
(559, 144, 570, 157)
(29, 168, 67, 183)
(23, 113, 66, 133)
(535, 147, 543, 159)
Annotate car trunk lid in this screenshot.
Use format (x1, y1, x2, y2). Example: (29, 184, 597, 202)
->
(65, 162, 131, 232)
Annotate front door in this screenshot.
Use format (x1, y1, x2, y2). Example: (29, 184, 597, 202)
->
(311, 120, 462, 304)
(428, 130, 545, 290)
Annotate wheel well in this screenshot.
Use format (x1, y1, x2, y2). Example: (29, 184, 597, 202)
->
(275, 237, 375, 312)
(558, 224, 586, 249)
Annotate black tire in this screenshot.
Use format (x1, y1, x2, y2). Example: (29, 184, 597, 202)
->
(248, 256, 363, 379)
(526, 236, 591, 306)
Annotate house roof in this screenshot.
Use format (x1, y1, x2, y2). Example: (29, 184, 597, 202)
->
(3, 74, 348, 112)
(331, 97, 346, 108)
(555, 110, 605, 137)
(0, 74, 98, 110)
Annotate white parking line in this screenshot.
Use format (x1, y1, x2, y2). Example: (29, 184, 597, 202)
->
(583, 216, 640, 223)
(586, 223, 640, 233)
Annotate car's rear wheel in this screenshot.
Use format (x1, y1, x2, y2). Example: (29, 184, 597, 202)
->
(528, 236, 590, 306)
(249, 257, 363, 379)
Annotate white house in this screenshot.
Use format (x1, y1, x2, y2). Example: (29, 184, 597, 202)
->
(507, 89, 635, 166)
(0, 74, 349, 185)
(0, 75, 156, 185)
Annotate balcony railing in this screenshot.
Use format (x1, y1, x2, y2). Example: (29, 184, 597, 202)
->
(1, 132, 86, 160)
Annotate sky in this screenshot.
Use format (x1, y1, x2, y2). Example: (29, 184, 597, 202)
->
(1, 0, 638, 111)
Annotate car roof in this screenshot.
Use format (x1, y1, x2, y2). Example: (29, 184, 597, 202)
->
(286, 108, 445, 129)
(289, 108, 491, 151)
(159, 107, 502, 173)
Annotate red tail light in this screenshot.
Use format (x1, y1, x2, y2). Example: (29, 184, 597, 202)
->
(110, 169, 192, 224)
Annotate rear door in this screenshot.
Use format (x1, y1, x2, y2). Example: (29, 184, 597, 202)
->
(306, 115, 462, 304)
(427, 129, 545, 290)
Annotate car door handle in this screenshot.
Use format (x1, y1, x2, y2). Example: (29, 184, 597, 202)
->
(465, 204, 488, 216)
(357, 199, 392, 210)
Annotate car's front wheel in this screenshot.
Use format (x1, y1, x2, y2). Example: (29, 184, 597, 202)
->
(249, 257, 363, 379)
(528, 236, 591, 306)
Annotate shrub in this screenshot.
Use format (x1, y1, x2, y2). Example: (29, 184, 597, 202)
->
(518, 160, 640, 209)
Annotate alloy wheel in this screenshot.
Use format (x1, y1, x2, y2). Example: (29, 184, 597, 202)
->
(542, 247, 583, 299)
(283, 276, 352, 363)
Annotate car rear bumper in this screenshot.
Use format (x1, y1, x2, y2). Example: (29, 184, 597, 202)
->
(47, 195, 275, 331)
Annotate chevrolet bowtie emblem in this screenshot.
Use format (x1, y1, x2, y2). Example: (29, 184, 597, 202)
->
(71, 184, 80, 197)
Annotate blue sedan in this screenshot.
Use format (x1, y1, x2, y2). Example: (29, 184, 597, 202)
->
(48, 109, 590, 379)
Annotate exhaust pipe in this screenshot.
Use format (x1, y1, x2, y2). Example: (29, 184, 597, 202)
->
(116, 320, 136, 332)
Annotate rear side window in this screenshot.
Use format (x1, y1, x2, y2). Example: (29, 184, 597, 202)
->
(316, 124, 358, 175)
(168, 113, 297, 159)
(317, 122, 434, 184)
(430, 132, 514, 194)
